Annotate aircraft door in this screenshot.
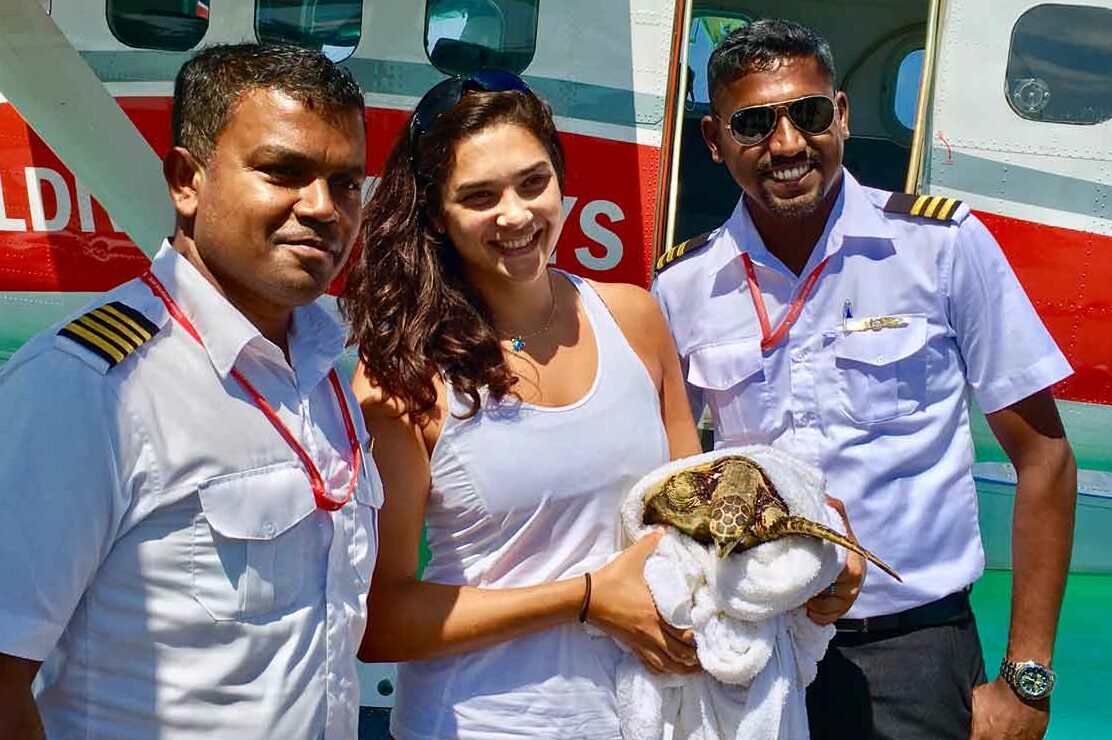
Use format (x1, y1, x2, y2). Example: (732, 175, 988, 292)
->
(664, 1, 932, 249)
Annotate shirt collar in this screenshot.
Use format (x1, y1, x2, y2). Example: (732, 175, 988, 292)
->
(706, 168, 894, 277)
(147, 241, 345, 382)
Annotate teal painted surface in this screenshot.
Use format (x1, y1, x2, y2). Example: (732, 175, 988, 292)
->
(78, 52, 664, 131)
(0, 291, 97, 363)
(971, 399, 1112, 477)
(972, 399, 1112, 574)
(972, 570, 1112, 739)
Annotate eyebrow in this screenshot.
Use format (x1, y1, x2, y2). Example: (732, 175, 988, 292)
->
(454, 160, 551, 192)
(249, 144, 365, 176)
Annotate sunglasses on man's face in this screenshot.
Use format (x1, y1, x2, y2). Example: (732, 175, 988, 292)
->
(721, 94, 838, 147)
(407, 69, 532, 161)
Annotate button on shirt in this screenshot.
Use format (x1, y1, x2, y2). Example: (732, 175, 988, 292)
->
(652, 171, 1071, 618)
(0, 243, 382, 739)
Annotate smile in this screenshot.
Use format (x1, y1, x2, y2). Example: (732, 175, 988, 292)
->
(490, 229, 541, 252)
(768, 164, 814, 183)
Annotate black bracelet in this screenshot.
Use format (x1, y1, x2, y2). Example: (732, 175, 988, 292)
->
(578, 572, 592, 623)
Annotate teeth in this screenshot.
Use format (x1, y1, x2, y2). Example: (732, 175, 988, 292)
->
(771, 165, 810, 182)
(496, 232, 536, 249)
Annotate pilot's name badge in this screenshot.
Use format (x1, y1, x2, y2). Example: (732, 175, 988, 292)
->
(843, 316, 909, 334)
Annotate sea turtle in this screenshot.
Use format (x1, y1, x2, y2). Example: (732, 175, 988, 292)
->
(643, 455, 902, 581)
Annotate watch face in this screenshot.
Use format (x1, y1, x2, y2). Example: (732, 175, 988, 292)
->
(1015, 664, 1055, 700)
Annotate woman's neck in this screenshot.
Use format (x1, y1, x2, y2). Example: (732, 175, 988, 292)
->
(470, 268, 556, 338)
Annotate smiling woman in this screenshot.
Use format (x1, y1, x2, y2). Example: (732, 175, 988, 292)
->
(339, 73, 704, 740)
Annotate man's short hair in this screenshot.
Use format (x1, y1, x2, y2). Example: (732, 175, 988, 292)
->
(172, 43, 364, 163)
(707, 19, 836, 106)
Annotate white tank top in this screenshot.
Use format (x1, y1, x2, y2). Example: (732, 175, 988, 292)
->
(390, 273, 670, 740)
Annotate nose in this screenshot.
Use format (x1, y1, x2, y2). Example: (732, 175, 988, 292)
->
(495, 190, 532, 231)
(294, 178, 338, 223)
(767, 110, 807, 158)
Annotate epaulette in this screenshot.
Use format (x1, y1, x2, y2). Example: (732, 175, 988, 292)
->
(656, 232, 711, 272)
(57, 301, 160, 371)
(884, 192, 963, 222)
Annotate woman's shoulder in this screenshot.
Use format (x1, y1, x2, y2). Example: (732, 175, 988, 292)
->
(578, 277, 663, 325)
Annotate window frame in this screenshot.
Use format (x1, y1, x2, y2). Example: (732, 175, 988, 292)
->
(254, 0, 364, 63)
(685, 9, 753, 113)
(883, 42, 925, 141)
(105, 0, 210, 52)
(423, 0, 540, 77)
(1004, 2, 1112, 126)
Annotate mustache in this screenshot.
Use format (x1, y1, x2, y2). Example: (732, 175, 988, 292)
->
(756, 152, 821, 175)
(275, 223, 339, 244)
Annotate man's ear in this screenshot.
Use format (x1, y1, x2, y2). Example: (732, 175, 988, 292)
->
(701, 115, 724, 164)
(836, 91, 850, 138)
(163, 146, 203, 219)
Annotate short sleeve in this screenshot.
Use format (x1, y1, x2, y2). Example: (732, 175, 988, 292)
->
(946, 215, 1072, 413)
(0, 353, 135, 660)
(652, 279, 706, 420)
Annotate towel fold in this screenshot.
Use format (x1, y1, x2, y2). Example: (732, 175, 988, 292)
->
(617, 446, 843, 740)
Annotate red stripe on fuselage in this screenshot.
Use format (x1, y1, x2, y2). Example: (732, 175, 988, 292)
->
(0, 99, 659, 294)
(976, 210, 1112, 406)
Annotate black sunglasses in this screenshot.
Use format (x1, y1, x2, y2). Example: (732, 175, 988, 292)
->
(407, 69, 532, 162)
(720, 94, 838, 146)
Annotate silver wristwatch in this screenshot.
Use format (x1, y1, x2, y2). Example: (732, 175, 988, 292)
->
(1000, 658, 1056, 701)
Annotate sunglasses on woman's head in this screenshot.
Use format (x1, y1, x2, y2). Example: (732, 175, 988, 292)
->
(720, 94, 838, 147)
(407, 70, 532, 162)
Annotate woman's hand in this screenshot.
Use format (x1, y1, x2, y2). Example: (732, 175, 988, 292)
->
(588, 529, 701, 674)
(806, 495, 866, 625)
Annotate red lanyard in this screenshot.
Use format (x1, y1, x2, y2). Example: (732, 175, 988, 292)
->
(141, 272, 360, 511)
(741, 253, 830, 352)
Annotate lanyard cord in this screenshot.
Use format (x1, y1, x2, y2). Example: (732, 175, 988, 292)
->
(140, 272, 360, 511)
(740, 253, 831, 352)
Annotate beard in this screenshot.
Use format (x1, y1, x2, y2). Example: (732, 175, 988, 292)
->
(759, 185, 826, 218)
(753, 153, 837, 219)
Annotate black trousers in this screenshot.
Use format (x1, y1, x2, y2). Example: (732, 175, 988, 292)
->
(806, 615, 987, 740)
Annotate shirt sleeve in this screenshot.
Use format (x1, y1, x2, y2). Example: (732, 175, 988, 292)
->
(651, 278, 706, 421)
(946, 215, 1072, 413)
(0, 352, 136, 661)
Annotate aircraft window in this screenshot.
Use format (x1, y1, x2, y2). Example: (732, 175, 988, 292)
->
(425, 0, 538, 76)
(256, 0, 362, 62)
(893, 49, 923, 130)
(1006, 4, 1112, 125)
(687, 13, 752, 108)
(106, 0, 209, 51)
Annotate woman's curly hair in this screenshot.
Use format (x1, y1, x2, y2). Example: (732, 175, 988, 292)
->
(340, 88, 565, 422)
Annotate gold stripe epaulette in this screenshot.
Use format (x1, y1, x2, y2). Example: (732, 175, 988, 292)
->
(884, 192, 963, 222)
(58, 301, 160, 369)
(656, 232, 711, 272)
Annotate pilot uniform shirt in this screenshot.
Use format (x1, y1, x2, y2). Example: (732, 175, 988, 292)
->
(652, 170, 1071, 619)
(0, 242, 382, 739)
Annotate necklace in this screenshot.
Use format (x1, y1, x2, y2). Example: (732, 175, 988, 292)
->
(500, 274, 558, 352)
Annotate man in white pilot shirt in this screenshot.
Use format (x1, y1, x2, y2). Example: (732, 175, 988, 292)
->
(0, 44, 382, 739)
(653, 19, 1076, 740)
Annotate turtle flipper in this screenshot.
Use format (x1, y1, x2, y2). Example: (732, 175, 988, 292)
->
(763, 516, 903, 582)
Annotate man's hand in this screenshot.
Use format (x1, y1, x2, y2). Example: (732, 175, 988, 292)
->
(971, 678, 1049, 739)
(806, 495, 866, 625)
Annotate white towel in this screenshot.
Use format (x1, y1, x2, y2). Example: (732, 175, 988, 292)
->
(616, 446, 843, 740)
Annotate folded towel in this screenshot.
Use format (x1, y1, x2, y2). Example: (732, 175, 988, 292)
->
(617, 446, 842, 740)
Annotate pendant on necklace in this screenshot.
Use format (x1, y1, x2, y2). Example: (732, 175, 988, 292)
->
(510, 336, 526, 352)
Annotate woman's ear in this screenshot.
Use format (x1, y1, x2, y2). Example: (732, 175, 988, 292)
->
(163, 146, 203, 219)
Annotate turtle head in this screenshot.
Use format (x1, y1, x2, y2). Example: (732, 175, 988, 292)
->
(715, 536, 742, 559)
(709, 493, 747, 559)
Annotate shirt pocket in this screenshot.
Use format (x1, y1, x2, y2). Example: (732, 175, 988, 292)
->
(192, 462, 317, 621)
(832, 315, 928, 424)
(346, 453, 383, 587)
(687, 339, 772, 444)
